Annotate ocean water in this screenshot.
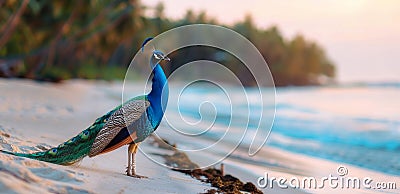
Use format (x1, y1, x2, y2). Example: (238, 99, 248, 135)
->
(161, 83, 400, 175)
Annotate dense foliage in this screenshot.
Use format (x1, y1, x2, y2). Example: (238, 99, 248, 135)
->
(0, 0, 335, 86)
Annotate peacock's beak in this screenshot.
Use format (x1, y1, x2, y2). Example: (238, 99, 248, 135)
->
(163, 56, 170, 61)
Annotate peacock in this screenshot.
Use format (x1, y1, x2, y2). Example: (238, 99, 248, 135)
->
(0, 38, 170, 178)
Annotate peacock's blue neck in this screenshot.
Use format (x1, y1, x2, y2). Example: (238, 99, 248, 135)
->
(147, 64, 169, 128)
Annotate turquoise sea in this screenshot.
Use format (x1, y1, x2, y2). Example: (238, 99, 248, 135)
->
(159, 83, 400, 176)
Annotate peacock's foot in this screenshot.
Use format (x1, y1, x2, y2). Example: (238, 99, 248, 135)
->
(126, 167, 147, 178)
(126, 166, 130, 174)
(127, 174, 148, 179)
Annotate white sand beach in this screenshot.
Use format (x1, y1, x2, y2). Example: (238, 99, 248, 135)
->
(0, 79, 214, 193)
(0, 79, 398, 194)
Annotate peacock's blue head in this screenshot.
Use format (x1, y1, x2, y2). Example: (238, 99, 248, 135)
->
(150, 50, 170, 69)
(141, 37, 170, 69)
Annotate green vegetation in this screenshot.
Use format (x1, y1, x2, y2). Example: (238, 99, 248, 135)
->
(0, 0, 335, 86)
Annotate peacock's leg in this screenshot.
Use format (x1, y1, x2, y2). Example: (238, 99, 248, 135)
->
(126, 143, 133, 176)
(127, 142, 147, 178)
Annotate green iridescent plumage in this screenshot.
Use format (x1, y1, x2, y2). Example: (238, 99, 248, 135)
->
(0, 95, 147, 165)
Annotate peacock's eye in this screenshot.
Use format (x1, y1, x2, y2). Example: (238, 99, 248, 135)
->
(67, 137, 76, 144)
(49, 148, 57, 156)
(80, 130, 90, 139)
(153, 53, 161, 60)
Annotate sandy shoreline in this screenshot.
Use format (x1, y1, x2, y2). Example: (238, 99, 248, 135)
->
(0, 79, 215, 193)
(1, 79, 398, 194)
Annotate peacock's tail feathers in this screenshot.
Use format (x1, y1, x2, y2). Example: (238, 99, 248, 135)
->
(0, 95, 148, 165)
(0, 107, 117, 165)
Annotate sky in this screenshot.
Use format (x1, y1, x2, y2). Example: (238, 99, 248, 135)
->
(144, 0, 400, 83)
